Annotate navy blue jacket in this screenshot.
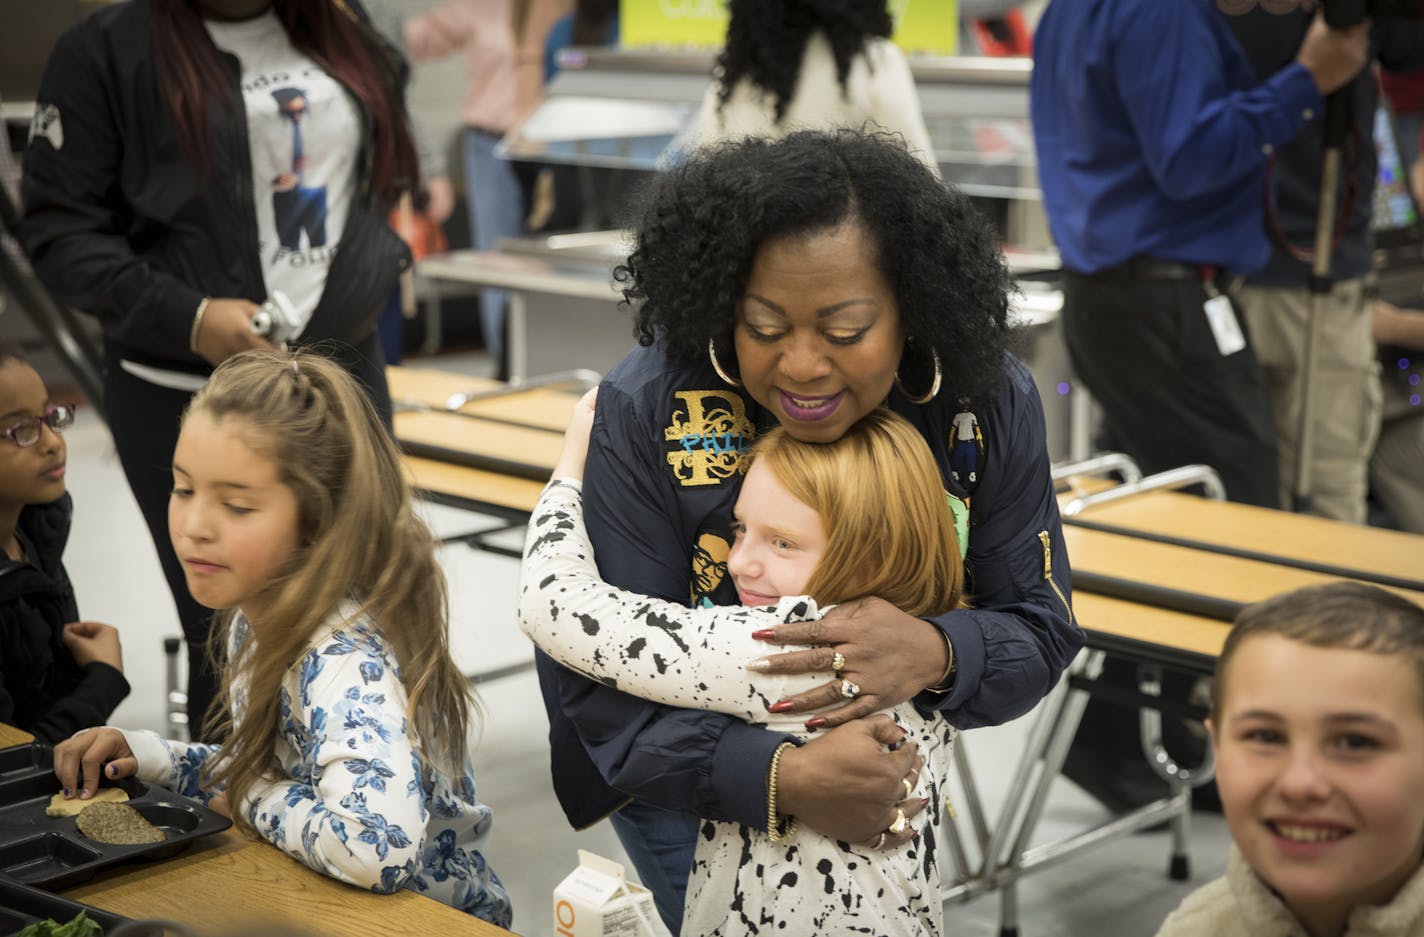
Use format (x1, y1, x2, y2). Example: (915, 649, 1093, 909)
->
(535, 345, 1083, 830)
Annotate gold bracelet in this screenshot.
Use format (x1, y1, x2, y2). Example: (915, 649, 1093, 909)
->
(189, 297, 212, 354)
(925, 628, 957, 695)
(766, 741, 798, 842)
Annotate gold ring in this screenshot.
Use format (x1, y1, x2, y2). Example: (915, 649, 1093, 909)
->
(888, 808, 908, 835)
(831, 651, 846, 673)
(840, 679, 860, 700)
(902, 777, 914, 799)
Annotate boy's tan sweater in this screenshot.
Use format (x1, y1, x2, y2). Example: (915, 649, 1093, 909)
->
(1157, 847, 1424, 937)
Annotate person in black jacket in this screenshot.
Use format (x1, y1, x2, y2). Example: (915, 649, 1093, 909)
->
(0, 345, 128, 742)
(19, 0, 419, 739)
(533, 130, 1082, 932)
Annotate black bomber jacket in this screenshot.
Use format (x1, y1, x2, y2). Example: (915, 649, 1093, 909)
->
(17, 0, 413, 372)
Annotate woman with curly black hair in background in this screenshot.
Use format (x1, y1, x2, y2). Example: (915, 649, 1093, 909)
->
(532, 129, 1082, 933)
(691, 0, 938, 174)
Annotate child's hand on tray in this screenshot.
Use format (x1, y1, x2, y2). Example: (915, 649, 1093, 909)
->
(52, 728, 136, 800)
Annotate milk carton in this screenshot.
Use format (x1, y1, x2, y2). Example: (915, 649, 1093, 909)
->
(552, 850, 663, 937)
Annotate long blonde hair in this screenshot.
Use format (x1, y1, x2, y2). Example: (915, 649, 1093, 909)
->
(750, 408, 964, 617)
(189, 350, 471, 827)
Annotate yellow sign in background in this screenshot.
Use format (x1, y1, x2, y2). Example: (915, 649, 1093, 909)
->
(619, 0, 958, 56)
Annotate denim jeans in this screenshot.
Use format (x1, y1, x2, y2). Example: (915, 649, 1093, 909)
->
(462, 127, 524, 362)
(608, 802, 699, 935)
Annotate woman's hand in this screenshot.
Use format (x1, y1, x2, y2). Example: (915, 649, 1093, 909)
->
(61, 620, 123, 671)
(53, 728, 136, 800)
(751, 596, 951, 729)
(192, 298, 278, 366)
(422, 175, 456, 225)
(552, 388, 597, 481)
(208, 792, 231, 818)
(777, 715, 927, 846)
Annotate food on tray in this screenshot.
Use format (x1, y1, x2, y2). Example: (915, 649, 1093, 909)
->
(74, 801, 165, 845)
(44, 787, 129, 817)
(15, 910, 103, 936)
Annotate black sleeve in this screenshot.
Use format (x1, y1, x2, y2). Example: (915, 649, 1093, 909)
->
(18, 20, 205, 359)
(28, 662, 131, 746)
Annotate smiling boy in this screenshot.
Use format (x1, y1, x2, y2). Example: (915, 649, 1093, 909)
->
(1156, 581, 1424, 937)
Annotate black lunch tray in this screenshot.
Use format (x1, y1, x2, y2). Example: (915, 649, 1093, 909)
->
(0, 742, 231, 891)
(0, 875, 128, 936)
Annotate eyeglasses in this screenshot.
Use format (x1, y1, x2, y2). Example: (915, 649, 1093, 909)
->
(1, 404, 76, 448)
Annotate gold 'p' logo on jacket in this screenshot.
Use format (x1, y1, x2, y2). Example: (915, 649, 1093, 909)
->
(664, 390, 757, 487)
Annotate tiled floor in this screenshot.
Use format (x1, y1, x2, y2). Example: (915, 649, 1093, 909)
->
(57, 348, 1230, 937)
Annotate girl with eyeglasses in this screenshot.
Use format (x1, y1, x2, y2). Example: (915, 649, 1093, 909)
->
(0, 343, 129, 743)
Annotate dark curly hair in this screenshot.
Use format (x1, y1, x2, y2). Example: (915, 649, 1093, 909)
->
(715, 0, 893, 122)
(617, 130, 1011, 402)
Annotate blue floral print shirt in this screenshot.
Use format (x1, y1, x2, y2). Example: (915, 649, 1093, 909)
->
(122, 606, 511, 926)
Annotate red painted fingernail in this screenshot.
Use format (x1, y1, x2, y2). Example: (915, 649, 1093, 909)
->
(921, 798, 931, 809)
(768, 701, 796, 713)
(805, 717, 827, 729)
(751, 629, 776, 640)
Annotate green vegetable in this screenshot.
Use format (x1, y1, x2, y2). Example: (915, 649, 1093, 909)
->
(15, 910, 102, 937)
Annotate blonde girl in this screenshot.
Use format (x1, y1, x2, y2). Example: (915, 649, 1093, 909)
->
(54, 350, 510, 926)
(521, 402, 963, 936)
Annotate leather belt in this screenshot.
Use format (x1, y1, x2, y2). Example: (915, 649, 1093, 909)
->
(1067, 257, 1221, 282)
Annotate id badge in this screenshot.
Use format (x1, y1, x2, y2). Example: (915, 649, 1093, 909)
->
(1203, 294, 1247, 356)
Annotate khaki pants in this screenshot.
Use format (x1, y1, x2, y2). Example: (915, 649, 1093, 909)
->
(1236, 280, 1382, 524)
(1371, 369, 1424, 534)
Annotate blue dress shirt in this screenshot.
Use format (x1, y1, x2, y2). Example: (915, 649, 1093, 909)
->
(1032, 0, 1322, 275)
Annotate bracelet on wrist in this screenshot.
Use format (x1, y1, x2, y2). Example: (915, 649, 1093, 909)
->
(189, 297, 212, 354)
(766, 741, 798, 842)
(925, 628, 957, 695)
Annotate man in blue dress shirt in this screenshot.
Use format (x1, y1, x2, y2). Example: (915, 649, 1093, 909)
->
(1032, 0, 1367, 508)
(1031, 0, 1368, 814)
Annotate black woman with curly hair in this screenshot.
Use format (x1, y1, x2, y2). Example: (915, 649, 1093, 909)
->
(691, 0, 937, 173)
(529, 129, 1083, 934)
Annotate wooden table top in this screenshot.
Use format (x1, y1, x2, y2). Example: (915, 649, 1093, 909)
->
(390, 366, 577, 496)
(404, 454, 546, 516)
(66, 830, 511, 936)
(1065, 524, 1424, 609)
(1063, 488, 1424, 589)
(0, 727, 509, 936)
(397, 410, 563, 479)
(389, 366, 581, 433)
(1072, 592, 1226, 676)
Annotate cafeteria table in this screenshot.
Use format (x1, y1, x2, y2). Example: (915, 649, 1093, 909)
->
(390, 366, 579, 554)
(0, 725, 511, 937)
(1062, 484, 1424, 591)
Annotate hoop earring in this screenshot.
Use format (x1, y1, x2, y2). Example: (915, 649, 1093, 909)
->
(709, 337, 742, 388)
(894, 344, 941, 405)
